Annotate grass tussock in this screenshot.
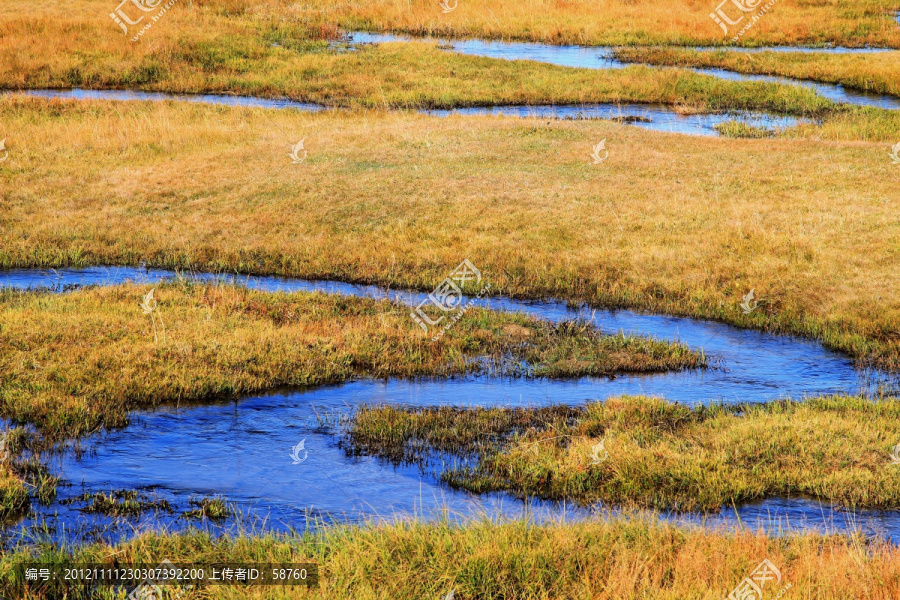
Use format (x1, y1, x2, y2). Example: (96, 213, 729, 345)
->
(4, 517, 900, 598)
(0, 428, 56, 519)
(350, 396, 900, 511)
(0, 283, 700, 438)
(69, 490, 174, 517)
(713, 120, 775, 138)
(0, 466, 28, 520)
(184, 496, 231, 520)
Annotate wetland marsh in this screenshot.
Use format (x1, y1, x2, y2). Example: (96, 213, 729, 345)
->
(2, 0, 900, 597)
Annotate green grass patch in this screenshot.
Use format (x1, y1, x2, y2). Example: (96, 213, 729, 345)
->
(714, 120, 775, 138)
(349, 395, 900, 511)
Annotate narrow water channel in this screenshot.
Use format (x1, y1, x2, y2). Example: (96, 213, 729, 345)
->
(2, 267, 899, 547)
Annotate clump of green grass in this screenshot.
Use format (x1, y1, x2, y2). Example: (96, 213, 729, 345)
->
(349, 395, 900, 511)
(0, 469, 28, 520)
(13, 457, 59, 506)
(0, 428, 49, 518)
(714, 120, 775, 138)
(349, 404, 581, 464)
(65, 490, 174, 517)
(0, 283, 702, 439)
(183, 496, 230, 520)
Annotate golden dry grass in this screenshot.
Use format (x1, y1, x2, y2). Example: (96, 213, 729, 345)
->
(308, 0, 900, 47)
(3, 0, 899, 48)
(5, 517, 900, 598)
(1, 98, 899, 370)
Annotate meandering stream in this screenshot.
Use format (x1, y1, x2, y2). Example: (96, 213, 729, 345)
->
(351, 32, 900, 110)
(2, 267, 899, 547)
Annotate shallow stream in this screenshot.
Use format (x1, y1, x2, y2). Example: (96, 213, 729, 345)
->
(2, 267, 899, 546)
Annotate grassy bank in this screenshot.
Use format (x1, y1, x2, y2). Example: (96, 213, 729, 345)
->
(3, 516, 900, 598)
(1, 99, 899, 369)
(350, 396, 900, 510)
(614, 47, 900, 98)
(0, 283, 700, 438)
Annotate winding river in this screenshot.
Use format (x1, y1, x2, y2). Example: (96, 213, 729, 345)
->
(1, 267, 899, 547)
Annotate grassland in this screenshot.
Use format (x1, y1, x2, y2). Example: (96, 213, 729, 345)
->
(0, 283, 699, 437)
(7, 0, 897, 51)
(301, 0, 900, 47)
(1, 98, 899, 370)
(3, 0, 900, 596)
(4, 517, 900, 598)
(615, 47, 900, 98)
(350, 395, 900, 511)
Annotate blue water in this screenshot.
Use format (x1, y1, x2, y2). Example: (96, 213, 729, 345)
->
(2, 267, 899, 547)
